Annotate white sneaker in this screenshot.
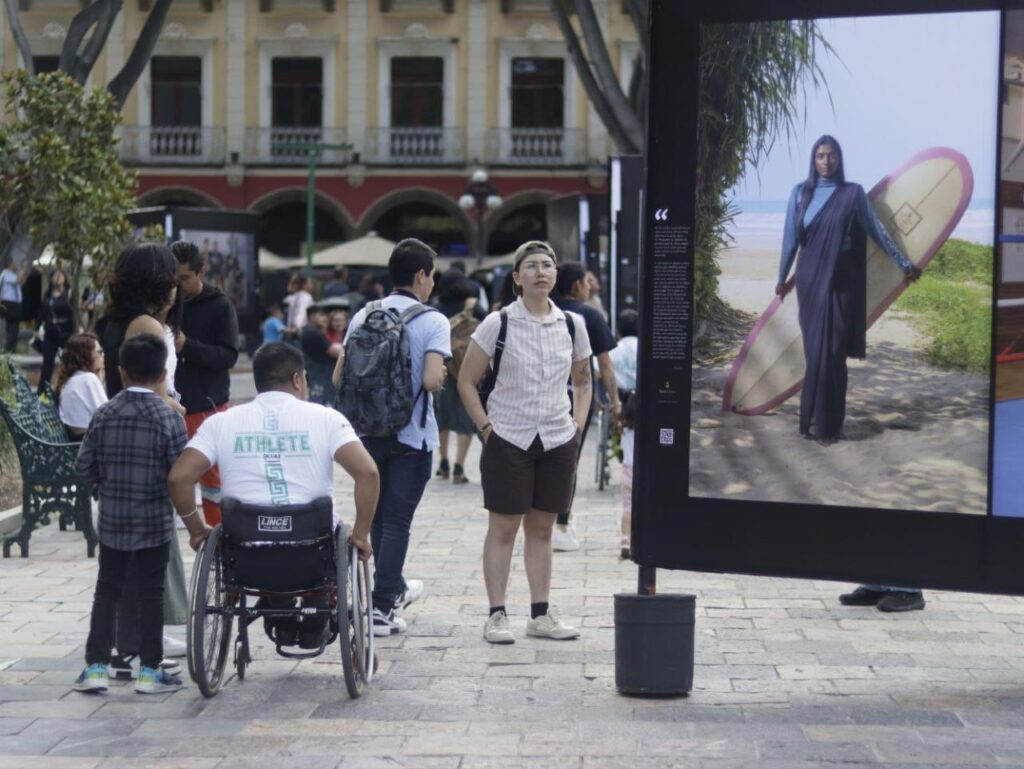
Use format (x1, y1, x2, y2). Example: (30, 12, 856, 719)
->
(399, 579, 424, 609)
(526, 609, 579, 640)
(551, 525, 579, 552)
(483, 611, 515, 644)
(162, 634, 187, 658)
(372, 608, 407, 637)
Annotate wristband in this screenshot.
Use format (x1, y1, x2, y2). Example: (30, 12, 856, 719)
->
(180, 508, 198, 520)
(479, 423, 492, 434)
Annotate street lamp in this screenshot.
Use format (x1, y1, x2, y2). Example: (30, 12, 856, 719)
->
(458, 168, 502, 265)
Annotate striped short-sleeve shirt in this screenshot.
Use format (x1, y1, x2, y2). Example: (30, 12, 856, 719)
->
(472, 298, 591, 451)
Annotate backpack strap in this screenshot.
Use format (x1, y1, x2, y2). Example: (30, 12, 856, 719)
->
(394, 302, 440, 430)
(491, 309, 509, 381)
(564, 312, 576, 345)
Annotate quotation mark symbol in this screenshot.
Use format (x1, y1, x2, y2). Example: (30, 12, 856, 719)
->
(655, 208, 669, 221)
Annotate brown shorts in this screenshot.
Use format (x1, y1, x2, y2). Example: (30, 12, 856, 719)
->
(480, 432, 579, 515)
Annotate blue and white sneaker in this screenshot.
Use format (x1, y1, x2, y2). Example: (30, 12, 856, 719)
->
(134, 666, 183, 694)
(73, 663, 109, 693)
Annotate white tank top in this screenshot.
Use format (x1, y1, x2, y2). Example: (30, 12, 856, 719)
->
(163, 325, 178, 397)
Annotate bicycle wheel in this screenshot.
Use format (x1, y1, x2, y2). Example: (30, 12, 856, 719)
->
(335, 526, 362, 698)
(188, 526, 234, 698)
(349, 541, 375, 684)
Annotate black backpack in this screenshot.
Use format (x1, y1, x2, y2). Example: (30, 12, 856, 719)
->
(337, 300, 438, 436)
(478, 310, 575, 412)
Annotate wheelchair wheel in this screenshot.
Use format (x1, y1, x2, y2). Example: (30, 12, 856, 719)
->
(350, 541, 375, 684)
(335, 527, 362, 698)
(188, 526, 235, 697)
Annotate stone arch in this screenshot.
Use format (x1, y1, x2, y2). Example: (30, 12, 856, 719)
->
(137, 185, 223, 209)
(483, 190, 555, 255)
(248, 188, 355, 257)
(358, 188, 473, 256)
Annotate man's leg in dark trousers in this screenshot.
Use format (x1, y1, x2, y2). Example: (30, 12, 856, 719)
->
(133, 542, 171, 669)
(363, 438, 431, 613)
(557, 400, 594, 528)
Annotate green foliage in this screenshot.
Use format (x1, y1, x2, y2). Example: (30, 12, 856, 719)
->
(893, 243, 993, 373)
(0, 70, 135, 297)
(696, 21, 830, 318)
(0, 356, 13, 457)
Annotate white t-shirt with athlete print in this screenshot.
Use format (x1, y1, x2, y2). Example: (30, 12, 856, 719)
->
(186, 390, 360, 525)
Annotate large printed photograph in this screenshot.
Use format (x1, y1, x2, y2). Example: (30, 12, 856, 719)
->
(688, 11, 998, 515)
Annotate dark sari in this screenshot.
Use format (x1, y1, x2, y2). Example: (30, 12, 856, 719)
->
(795, 183, 868, 440)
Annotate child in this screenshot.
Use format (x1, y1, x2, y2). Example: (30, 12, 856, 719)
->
(261, 304, 285, 345)
(619, 393, 636, 560)
(73, 333, 208, 694)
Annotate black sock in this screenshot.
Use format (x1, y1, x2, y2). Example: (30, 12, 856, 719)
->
(531, 602, 549, 619)
(489, 605, 506, 617)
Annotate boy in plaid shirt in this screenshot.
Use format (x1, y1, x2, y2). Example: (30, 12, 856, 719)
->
(74, 333, 209, 694)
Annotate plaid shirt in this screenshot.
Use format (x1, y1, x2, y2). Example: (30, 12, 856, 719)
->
(76, 389, 187, 551)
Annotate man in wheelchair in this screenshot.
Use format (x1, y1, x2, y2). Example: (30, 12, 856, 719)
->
(169, 342, 379, 650)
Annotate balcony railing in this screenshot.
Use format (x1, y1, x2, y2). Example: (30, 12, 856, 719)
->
(486, 127, 587, 166)
(363, 127, 465, 165)
(243, 127, 351, 165)
(118, 126, 226, 165)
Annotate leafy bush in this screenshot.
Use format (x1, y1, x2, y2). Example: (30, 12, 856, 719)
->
(0, 356, 13, 458)
(924, 238, 993, 285)
(893, 266, 992, 373)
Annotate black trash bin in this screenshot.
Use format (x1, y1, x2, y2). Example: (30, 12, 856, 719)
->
(614, 593, 695, 695)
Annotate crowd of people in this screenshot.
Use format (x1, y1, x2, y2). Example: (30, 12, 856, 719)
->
(0, 228, 920, 697)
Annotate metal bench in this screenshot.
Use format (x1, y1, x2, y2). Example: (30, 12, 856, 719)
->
(0, 357, 96, 557)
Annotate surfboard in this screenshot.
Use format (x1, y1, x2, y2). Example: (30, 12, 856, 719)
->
(721, 147, 974, 416)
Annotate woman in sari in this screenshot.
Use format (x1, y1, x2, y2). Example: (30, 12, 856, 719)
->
(777, 135, 922, 441)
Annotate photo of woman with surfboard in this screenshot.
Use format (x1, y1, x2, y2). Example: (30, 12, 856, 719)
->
(686, 11, 997, 516)
(775, 135, 923, 442)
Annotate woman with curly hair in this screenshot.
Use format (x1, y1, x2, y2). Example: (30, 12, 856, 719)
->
(94, 242, 189, 673)
(96, 243, 184, 416)
(54, 332, 107, 438)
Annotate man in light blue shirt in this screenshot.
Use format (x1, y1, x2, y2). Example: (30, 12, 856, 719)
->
(343, 238, 451, 636)
(0, 261, 24, 353)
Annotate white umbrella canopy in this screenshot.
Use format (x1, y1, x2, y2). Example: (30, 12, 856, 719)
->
(258, 247, 303, 271)
(311, 235, 397, 268)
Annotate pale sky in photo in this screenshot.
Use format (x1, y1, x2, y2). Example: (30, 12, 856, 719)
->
(731, 11, 1001, 203)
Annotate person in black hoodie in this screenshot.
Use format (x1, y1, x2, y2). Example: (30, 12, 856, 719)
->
(171, 240, 239, 527)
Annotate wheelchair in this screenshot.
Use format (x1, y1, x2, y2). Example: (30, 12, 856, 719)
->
(186, 497, 374, 699)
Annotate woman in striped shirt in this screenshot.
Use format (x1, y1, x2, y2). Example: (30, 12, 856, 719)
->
(458, 241, 592, 645)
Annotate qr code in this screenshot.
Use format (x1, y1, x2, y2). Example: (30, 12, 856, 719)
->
(659, 428, 674, 446)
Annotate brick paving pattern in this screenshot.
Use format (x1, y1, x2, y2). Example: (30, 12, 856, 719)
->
(1, 440, 1024, 768)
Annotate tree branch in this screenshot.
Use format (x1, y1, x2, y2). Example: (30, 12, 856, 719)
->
(59, 0, 108, 75)
(624, 0, 649, 56)
(74, 0, 122, 83)
(4, 0, 35, 75)
(107, 0, 173, 110)
(572, 0, 644, 151)
(551, 0, 637, 153)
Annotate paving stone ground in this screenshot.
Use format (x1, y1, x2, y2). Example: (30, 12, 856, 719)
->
(2, 436, 1024, 768)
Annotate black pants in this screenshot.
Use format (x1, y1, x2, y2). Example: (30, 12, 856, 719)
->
(38, 331, 62, 394)
(1, 302, 20, 352)
(557, 398, 595, 527)
(85, 542, 170, 669)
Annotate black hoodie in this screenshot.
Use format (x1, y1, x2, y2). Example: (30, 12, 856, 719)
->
(175, 284, 239, 414)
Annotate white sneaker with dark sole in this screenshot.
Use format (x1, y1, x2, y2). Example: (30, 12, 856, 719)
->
(162, 634, 187, 658)
(399, 579, 424, 609)
(526, 611, 579, 640)
(483, 611, 515, 644)
(109, 653, 181, 681)
(372, 608, 407, 637)
(551, 526, 579, 552)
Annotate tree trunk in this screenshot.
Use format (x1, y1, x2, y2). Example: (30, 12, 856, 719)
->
(1, 221, 44, 273)
(550, 0, 639, 153)
(107, 0, 174, 109)
(3, 0, 35, 75)
(572, 0, 644, 151)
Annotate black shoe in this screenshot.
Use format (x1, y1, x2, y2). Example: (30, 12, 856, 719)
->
(298, 623, 330, 649)
(435, 458, 450, 480)
(452, 464, 469, 485)
(271, 619, 299, 646)
(877, 591, 925, 613)
(838, 587, 891, 606)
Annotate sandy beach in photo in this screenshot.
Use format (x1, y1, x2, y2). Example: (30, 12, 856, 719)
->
(689, 247, 990, 515)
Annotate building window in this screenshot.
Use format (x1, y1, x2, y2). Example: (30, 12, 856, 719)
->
(32, 56, 60, 74)
(151, 56, 202, 127)
(390, 57, 443, 128)
(511, 57, 564, 128)
(272, 57, 323, 128)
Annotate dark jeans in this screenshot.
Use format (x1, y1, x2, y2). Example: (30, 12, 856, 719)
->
(85, 541, 170, 670)
(557, 397, 595, 527)
(38, 331, 62, 394)
(362, 436, 431, 612)
(1, 302, 20, 352)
